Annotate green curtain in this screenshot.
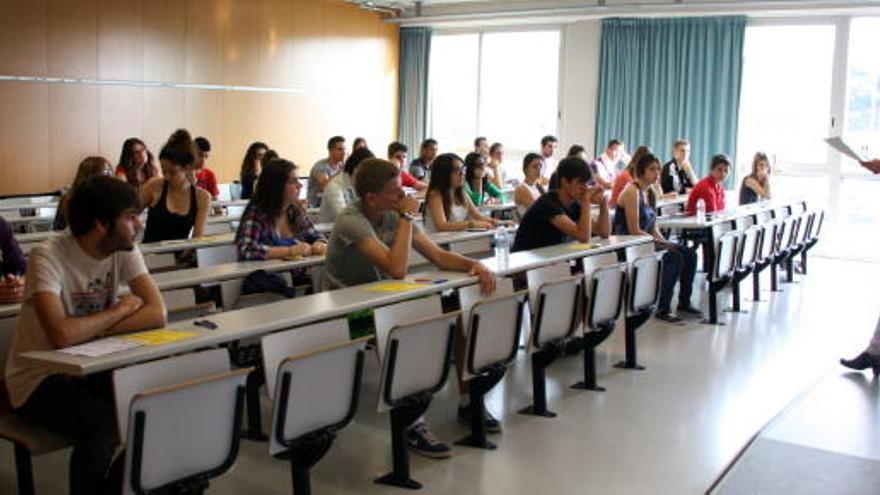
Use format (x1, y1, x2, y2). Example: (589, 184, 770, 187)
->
(595, 16, 746, 184)
(398, 27, 432, 155)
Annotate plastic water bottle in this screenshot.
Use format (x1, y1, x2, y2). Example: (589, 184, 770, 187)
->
(696, 198, 706, 222)
(494, 227, 510, 270)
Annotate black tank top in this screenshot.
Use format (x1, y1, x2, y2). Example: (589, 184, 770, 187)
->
(143, 181, 197, 243)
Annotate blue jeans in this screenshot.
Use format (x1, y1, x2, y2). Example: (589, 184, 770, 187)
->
(658, 245, 697, 314)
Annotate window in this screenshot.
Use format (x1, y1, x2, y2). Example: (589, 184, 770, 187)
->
(428, 29, 561, 179)
(843, 17, 880, 176)
(736, 24, 836, 175)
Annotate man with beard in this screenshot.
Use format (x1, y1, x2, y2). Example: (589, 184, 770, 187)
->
(5, 175, 167, 494)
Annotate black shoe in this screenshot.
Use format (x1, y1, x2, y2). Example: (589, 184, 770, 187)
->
(655, 311, 683, 323)
(405, 423, 452, 459)
(677, 304, 702, 316)
(457, 405, 502, 434)
(840, 352, 880, 375)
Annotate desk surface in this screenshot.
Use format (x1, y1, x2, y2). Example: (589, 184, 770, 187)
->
(18, 235, 651, 376)
(656, 199, 802, 230)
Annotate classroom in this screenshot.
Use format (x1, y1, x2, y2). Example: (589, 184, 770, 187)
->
(1, 0, 879, 493)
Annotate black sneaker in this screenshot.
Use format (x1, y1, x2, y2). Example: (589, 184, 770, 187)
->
(457, 405, 502, 434)
(677, 304, 702, 316)
(405, 422, 452, 459)
(655, 311, 683, 323)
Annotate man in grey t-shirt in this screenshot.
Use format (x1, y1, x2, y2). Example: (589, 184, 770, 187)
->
(307, 135, 347, 207)
(322, 158, 496, 459)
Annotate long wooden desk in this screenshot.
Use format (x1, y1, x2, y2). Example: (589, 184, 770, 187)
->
(18, 235, 651, 376)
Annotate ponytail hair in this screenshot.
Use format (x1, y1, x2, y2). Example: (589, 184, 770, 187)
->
(159, 129, 196, 168)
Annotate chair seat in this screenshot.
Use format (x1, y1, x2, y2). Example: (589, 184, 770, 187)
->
(0, 413, 72, 455)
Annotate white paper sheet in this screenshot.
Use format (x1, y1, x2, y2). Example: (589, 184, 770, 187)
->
(58, 338, 144, 357)
(824, 137, 865, 162)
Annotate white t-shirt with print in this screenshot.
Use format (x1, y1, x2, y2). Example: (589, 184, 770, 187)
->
(4, 233, 147, 408)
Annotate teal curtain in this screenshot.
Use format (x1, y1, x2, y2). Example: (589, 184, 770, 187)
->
(398, 27, 432, 154)
(595, 16, 746, 184)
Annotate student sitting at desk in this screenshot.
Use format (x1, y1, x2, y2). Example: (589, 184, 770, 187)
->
(662, 139, 697, 195)
(614, 153, 699, 322)
(463, 152, 505, 206)
(512, 157, 610, 252)
(237, 158, 327, 262)
(486, 142, 506, 189)
(1, 214, 26, 303)
(140, 129, 212, 243)
(611, 145, 649, 206)
(239, 141, 269, 201)
(591, 139, 623, 190)
(424, 153, 498, 233)
(5, 176, 166, 494)
(686, 154, 731, 216)
(322, 158, 496, 458)
(193, 136, 220, 200)
(307, 136, 347, 207)
(54, 156, 114, 231)
(408, 138, 437, 182)
(513, 153, 546, 220)
(388, 141, 427, 192)
(320, 147, 375, 223)
(115, 137, 160, 189)
(739, 152, 772, 205)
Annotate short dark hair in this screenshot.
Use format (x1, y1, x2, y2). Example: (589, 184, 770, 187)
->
(489, 142, 503, 155)
(344, 147, 375, 175)
(567, 144, 585, 157)
(541, 135, 558, 147)
(387, 141, 408, 158)
(194, 137, 211, 152)
(421, 138, 438, 149)
(552, 157, 592, 189)
(354, 158, 399, 198)
(522, 153, 542, 173)
(711, 154, 732, 169)
(474, 136, 487, 148)
(607, 139, 621, 149)
(68, 176, 140, 237)
(327, 136, 345, 150)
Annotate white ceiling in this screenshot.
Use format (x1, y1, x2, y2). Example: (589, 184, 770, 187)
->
(346, 0, 880, 26)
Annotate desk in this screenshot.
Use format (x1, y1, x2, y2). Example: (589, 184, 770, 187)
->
(18, 236, 651, 377)
(0, 199, 58, 212)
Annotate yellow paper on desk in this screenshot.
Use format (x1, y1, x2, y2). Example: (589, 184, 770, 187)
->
(365, 281, 426, 292)
(193, 234, 228, 243)
(567, 243, 596, 250)
(121, 329, 198, 346)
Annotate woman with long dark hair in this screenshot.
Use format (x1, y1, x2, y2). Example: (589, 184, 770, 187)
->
(739, 152, 772, 205)
(236, 158, 326, 261)
(463, 152, 505, 206)
(239, 141, 269, 200)
(514, 153, 545, 219)
(115, 138, 160, 188)
(424, 153, 497, 233)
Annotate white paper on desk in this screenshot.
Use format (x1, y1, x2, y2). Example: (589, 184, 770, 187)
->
(58, 338, 144, 357)
(824, 137, 865, 162)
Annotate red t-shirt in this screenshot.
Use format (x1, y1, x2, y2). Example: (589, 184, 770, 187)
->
(686, 177, 725, 215)
(611, 169, 633, 206)
(400, 170, 419, 188)
(196, 168, 220, 198)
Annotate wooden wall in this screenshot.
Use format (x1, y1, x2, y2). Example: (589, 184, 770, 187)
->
(0, 0, 399, 195)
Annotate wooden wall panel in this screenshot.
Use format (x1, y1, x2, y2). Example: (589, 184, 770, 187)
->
(0, 0, 398, 195)
(97, 0, 144, 81)
(143, 0, 186, 83)
(98, 86, 144, 162)
(49, 85, 100, 187)
(0, 83, 50, 192)
(47, 0, 98, 79)
(0, 0, 48, 76)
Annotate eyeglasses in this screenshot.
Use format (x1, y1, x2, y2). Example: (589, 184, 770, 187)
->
(452, 166, 464, 174)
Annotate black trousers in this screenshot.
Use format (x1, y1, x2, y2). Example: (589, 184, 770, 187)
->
(658, 245, 698, 313)
(17, 374, 120, 495)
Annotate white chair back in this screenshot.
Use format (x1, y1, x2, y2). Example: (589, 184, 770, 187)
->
(713, 233, 738, 280)
(217, 184, 232, 202)
(758, 222, 778, 262)
(459, 285, 524, 380)
(112, 348, 230, 440)
(268, 339, 366, 456)
(227, 205, 245, 218)
(585, 264, 627, 330)
(628, 253, 662, 314)
(530, 274, 583, 348)
(581, 252, 619, 282)
(373, 295, 442, 363)
(796, 213, 812, 246)
(196, 244, 237, 268)
(378, 312, 459, 411)
(525, 262, 570, 312)
(260, 319, 350, 400)
(810, 210, 825, 241)
(738, 226, 762, 269)
(122, 368, 248, 495)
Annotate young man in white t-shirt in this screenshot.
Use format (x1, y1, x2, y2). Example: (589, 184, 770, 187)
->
(5, 175, 167, 494)
(539, 134, 558, 185)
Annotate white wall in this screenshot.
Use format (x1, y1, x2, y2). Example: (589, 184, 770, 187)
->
(559, 20, 602, 158)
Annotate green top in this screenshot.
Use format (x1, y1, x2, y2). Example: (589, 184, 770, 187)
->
(464, 180, 504, 206)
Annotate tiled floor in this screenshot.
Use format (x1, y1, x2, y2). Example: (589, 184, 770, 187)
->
(2, 257, 878, 494)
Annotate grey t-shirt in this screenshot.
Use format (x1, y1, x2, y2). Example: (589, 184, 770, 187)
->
(307, 158, 342, 207)
(322, 201, 422, 290)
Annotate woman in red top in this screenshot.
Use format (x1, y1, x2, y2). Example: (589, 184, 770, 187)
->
(115, 137, 160, 188)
